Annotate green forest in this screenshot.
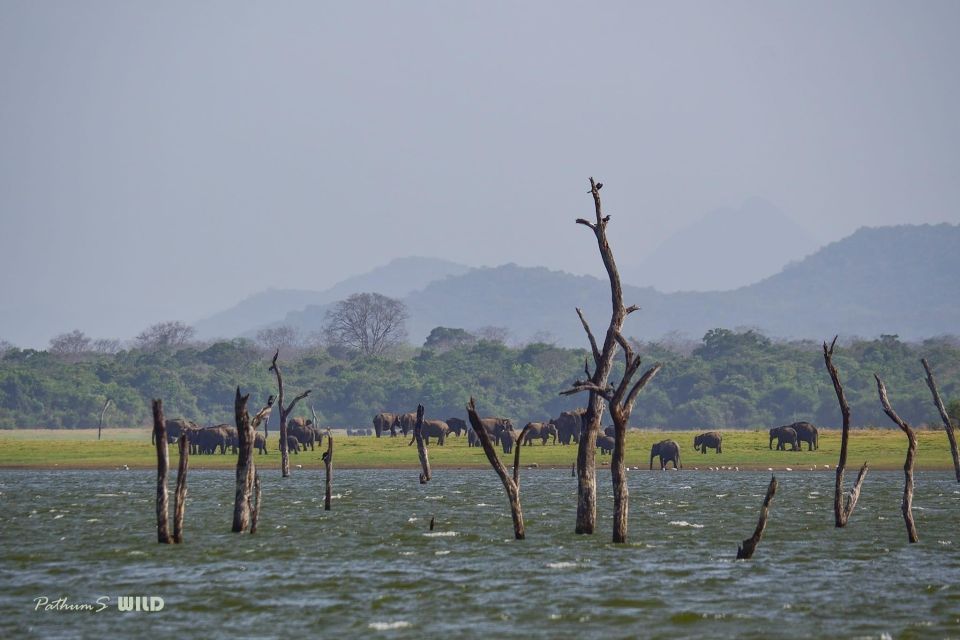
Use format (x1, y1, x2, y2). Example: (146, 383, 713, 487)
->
(1, 328, 958, 431)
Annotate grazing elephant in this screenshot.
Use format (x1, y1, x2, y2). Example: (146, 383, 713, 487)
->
(770, 426, 799, 451)
(445, 417, 468, 437)
(395, 412, 419, 436)
(372, 412, 398, 438)
(254, 432, 267, 455)
(522, 422, 558, 445)
(282, 435, 300, 454)
(194, 425, 231, 455)
(155, 418, 200, 446)
(596, 435, 615, 455)
(407, 419, 451, 446)
(554, 409, 585, 445)
(694, 431, 722, 454)
(785, 421, 819, 451)
(650, 440, 681, 470)
(288, 417, 319, 451)
(498, 427, 518, 454)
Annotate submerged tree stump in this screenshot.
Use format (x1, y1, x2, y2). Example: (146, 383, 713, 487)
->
(921, 358, 960, 483)
(413, 405, 431, 484)
(250, 471, 262, 534)
(323, 430, 334, 511)
(152, 399, 171, 544)
(467, 398, 525, 540)
(172, 433, 189, 543)
(823, 337, 868, 527)
(876, 375, 919, 543)
(269, 350, 311, 478)
(737, 476, 778, 560)
(232, 388, 274, 533)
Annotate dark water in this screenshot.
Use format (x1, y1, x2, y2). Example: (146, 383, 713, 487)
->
(1, 468, 958, 639)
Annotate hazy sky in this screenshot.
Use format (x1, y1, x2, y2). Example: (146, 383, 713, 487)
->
(1, 1, 958, 347)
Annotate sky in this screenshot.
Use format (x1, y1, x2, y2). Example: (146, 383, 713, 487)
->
(1, 1, 958, 347)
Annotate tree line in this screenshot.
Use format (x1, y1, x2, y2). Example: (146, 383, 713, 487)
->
(1, 325, 957, 431)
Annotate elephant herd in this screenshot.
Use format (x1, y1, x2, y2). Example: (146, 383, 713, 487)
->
(155, 417, 328, 456)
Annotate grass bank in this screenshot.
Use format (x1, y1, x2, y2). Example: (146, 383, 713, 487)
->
(0, 427, 956, 471)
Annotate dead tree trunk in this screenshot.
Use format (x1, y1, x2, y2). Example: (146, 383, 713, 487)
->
(466, 398, 525, 540)
(560, 178, 661, 540)
(151, 399, 171, 544)
(737, 476, 778, 560)
(250, 471, 262, 534)
(823, 337, 868, 527)
(97, 397, 112, 441)
(172, 433, 189, 543)
(921, 358, 960, 483)
(876, 375, 919, 543)
(269, 350, 311, 478)
(513, 423, 533, 488)
(322, 430, 333, 511)
(232, 388, 275, 533)
(413, 405, 431, 484)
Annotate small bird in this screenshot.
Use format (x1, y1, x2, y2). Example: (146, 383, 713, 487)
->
(596, 182, 603, 190)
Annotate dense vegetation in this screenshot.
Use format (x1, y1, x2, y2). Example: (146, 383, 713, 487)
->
(0, 329, 958, 431)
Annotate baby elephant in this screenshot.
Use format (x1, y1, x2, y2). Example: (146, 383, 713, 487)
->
(280, 435, 300, 454)
(596, 435, 615, 455)
(254, 432, 268, 455)
(693, 431, 722, 454)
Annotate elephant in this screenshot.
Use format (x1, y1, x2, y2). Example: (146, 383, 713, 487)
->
(785, 421, 819, 451)
(287, 417, 318, 451)
(281, 435, 300, 454)
(596, 435, 615, 455)
(445, 417, 468, 437)
(498, 427, 518, 454)
(155, 418, 200, 446)
(650, 440, 681, 470)
(254, 432, 268, 455)
(694, 431, 722, 454)
(407, 419, 451, 446)
(395, 412, 419, 436)
(372, 412, 398, 438)
(769, 426, 799, 451)
(194, 425, 233, 455)
(522, 422, 558, 445)
(604, 426, 616, 438)
(554, 409, 585, 445)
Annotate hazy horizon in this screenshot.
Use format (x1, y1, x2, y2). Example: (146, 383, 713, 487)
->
(2, 1, 959, 347)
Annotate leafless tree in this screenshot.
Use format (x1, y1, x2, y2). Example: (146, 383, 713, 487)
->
(255, 325, 302, 356)
(0, 339, 15, 355)
(875, 375, 919, 543)
(269, 350, 311, 477)
(322, 293, 408, 357)
(476, 326, 510, 344)
(561, 178, 661, 541)
(135, 321, 196, 351)
(92, 338, 123, 354)
(49, 330, 91, 356)
(921, 358, 960, 482)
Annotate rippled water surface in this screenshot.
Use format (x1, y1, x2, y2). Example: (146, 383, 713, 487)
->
(1, 468, 958, 638)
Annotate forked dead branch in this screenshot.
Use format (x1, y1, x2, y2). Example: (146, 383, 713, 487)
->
(875, 375, 919, 543)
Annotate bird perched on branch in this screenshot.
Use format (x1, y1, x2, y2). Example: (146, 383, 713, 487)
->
(596, 182, 603, 190)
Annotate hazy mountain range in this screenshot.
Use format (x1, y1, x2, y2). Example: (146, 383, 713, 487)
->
(195, 223, 960, 346)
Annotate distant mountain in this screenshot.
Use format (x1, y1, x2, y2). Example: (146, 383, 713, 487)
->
(193, 257, 471, 339)
(621, 198, 821, 292)
(217, 224, 960, 346)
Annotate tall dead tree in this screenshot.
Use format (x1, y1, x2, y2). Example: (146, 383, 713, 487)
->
(466, 398, 525, 539)
(737, 476, 778, 560)
(921, 358, 960, 482)
(560, 178, 659, 539)
(412, 405, 431, 484)
(322, 429, 333, 511)
(823, 337, 868, 527)
(172, 433, 189, 543)
(97, 397, 112, 441)
(151, 399, 171, 544)
(875, 375, 919, 543)
(269, 350, 311, 478)
(232, 388, 275, 533)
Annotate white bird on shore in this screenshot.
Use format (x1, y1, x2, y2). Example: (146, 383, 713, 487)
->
(122, 464, 129, 470)
(296, 464, 303, 469)
(785, 467, 793, 471)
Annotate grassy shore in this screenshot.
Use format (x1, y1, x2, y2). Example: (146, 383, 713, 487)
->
(0, 427, 956, 471)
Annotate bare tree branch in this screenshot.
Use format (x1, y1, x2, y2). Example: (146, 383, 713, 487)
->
(466, 397, 525, 539)
(575, 307, 601, 365)
(921, 358, 960, 483)
(875, 374, 919, 543)
(737, 476, 778, 560)
(824, 336, 868, 527)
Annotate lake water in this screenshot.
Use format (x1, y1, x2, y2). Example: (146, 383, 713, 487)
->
(1, 468, 958, 638)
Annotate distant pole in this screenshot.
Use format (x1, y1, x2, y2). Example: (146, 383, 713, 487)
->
(172, 434, 189, 543)
(152, 399, 171, 544)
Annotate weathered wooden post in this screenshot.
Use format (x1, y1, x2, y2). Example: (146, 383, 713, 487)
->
(413, 405, 431, 484)
(250, 471, 262, 534)
(466, 398, 525, 540)
(823, 337, 868, 527)
(151, 399, 171, 544)
(322, 430, 334, 511)
(269, 350, 311, 478)
(172, 433, 189, 543)
(921, 358, 960, 483)
(737, 476, 777, 560)
(875, 375, 919, 543)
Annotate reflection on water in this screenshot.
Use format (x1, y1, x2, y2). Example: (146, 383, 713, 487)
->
(0, 468, 958, 638)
